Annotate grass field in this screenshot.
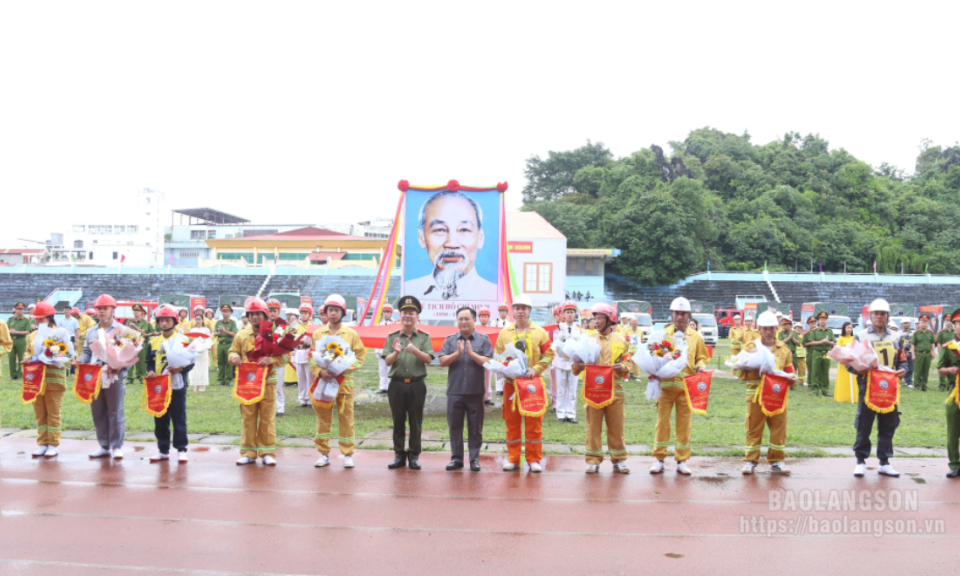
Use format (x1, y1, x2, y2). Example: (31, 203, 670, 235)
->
(0, 339, 952, 454)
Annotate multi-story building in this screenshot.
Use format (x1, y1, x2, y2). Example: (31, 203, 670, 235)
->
(320, 218, 393, 240)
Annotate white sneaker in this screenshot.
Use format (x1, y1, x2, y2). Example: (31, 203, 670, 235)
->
(314, 455, 330, 468)
(262, 455, 276, 466)
(878, 464, 900, 477)
(649, 460, 665, 474)
(112, 449, 124, 461)
(529, 462, 542, 473)
(236, 456, 256, 465)
(32, 446, 48, 458)
(676, 461, 692, 475)
(503, 462, 519, 471)
(343, 456, 355, 468)
(44, 446, 58, 458)
(89, 448, 111, 459)
(586, 464, 600, 474)
(149, 453, 169, 463)
(613, 462, 630, 474)
(771, 462, 790, 475)
(742, 462, 756, 475)
(178, 451, 188, 463)
(854, 463, 866, 477)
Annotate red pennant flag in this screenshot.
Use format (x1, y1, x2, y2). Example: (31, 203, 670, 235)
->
(21, 362, 46, 405)
(865, 369, 899, 413)
(684, 371, 713, 415)
(755, 372, 791, 417)
(514, 376, 548, 417)
(143, 374, 172, 417)
(582, 365, 615, 409)
(73, 363, 103, 404)
(233, 362, 267, 405)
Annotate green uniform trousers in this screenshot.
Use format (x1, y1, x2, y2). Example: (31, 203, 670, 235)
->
(217, 344, 234, 384)
(914, 352, 932, 391)
(128, 347, 148, 382)
(10, 338, 26, 379)
(808, 351, 830, 395)
(947, 399, 960, 470)
(941, 351, 953, 391)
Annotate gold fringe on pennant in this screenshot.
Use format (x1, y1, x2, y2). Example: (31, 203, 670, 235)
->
(232, 364, 267, 406)
(684, 384, 708, 416)
(514, 379, 549, 418)
(142, 377, 173, 418)
(72, 365, 102, 405)
(21, 364, 47, 406)
(865, 376, 899, 414)
(754, 376, 789, 418)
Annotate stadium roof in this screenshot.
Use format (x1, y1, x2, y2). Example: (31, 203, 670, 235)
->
(214, 226, 367, 242)
(172, 208, 250, 225)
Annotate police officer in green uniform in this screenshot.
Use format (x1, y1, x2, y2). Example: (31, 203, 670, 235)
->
(803, 311, 835, 396)
(938, 310, 960, 478)
(383, 296, 435, 471)
(214, 305, 238, 385)
(913, 314, 936, 392)
(125, 304, 153, 385)
(938, 315, 955, 391)
(7, 302, 33, 380)
(777, 316, 801, 373)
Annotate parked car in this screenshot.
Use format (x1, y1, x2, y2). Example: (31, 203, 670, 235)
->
(826, 315, 854, 338)
(693, 313, 718, 345)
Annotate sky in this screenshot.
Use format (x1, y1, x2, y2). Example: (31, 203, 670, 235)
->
(2, 1, 958, 247)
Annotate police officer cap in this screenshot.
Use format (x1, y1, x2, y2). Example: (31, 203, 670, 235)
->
(399, 295, 422, 314)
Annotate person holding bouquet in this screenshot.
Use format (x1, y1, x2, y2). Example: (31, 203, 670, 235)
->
(310, 294, 366, 469)
(23, 302, 75, 458)
(851, 299, 906, 478)
(650, 297, 710, 476)
(383, 296, 435, 470)
(146, 305, 196, 463)
(228, 297, 288, 466)
(553, 301, 584, 423)
(572, 303, 630, 474)
(735, 311, 796, 475)
(494, 294, 554, 473)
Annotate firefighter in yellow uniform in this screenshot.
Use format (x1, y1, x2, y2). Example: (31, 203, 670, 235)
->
(75, 308, 96, 361)
(228, 297, 288, 466)
(620, 314, 645, 381)
(650, 297, 710, 476)
(494, 294, 555, 472)
(729, 314, 746, 356)
(737, 311, 797, 475)
(24, 302, 74, 458)
(573, 303, 631, 474)
(310, 294, 366, 469)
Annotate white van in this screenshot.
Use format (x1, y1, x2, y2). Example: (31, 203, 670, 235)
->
(693, 313, 718, 345)
(826, 315, 853, 339)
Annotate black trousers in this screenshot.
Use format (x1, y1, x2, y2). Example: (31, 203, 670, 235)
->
(853, 382, 900, 465)
(447, 393, 484, 462)
(155, 386, 188, 454)
(388, 378, 426, 458)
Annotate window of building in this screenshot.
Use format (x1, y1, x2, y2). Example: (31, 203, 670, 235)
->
(145, 197, 151, 203)
(114, 225, 125, 234)
(73, 225, 85, 233)
(89, 252, 94, 260)
(523, 263, 553, 294)
(146, 212, 151, 216)
(113, 252, 118, 260)
(127, 241, 134, 245)
(93, 240, 98, 244)
(74, 240, 83, 249)
(180, 251, 199, 259)
(207, 230, 216, 239)
(128, 225, 138, 234)
(191, 230, 206, 240)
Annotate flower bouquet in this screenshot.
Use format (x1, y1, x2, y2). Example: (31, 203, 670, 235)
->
(636, 330, 689, 400)
(311, 335, 357, 403)
(33, 327, 75, 369)
(560, 337, 601, 365)
(483, 343, 529, 380)
(89, 326, 144, 385)
(250, 320, 310, 361)
(827, 339, 880, 374)
(162, 334, 201, 390)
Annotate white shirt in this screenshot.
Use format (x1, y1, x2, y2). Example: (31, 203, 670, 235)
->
(552, 322, 583, 371)
(404, 268, 498, 301)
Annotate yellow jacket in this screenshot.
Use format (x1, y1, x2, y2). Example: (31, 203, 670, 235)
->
(495, 323, 554, 380)
(736, 339, 795, 390)
(575, 330, 629, 393)
(309, 324, 366, 385)
(0, 320, 11, 355)
(227, 325, 288, 383)
(76, 314, 96, 343)
(621, 325, 644, 344)
(662, 324, 710, 385)
(729, 326, 746, 349)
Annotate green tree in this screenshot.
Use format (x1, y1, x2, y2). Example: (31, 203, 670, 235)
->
(521, 141, 613, 203)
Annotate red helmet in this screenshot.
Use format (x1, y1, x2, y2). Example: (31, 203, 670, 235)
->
(71, 307, 80, 316)
(32, 301, 56, 319)
(155, 305, 180, 326)
(590, 303, 618, 324)
(244, 297, 268, 314)
(94, 294, 117, 308)
(85, 308, 95, 315)
(323, 294, 347, 313)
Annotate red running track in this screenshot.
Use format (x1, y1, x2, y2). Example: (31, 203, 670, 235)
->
(0, 438, 957, 575)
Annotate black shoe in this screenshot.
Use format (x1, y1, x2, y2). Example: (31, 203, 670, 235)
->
(446, 460, 464, 471)
(470, 460, 481, 472)
(484, 400, 494, 406)
(276, 412, 284, 417)
(496, 391, 503, 396)
(948, 469, 960, 478)
(387, 457, 406, 469)
(377, 389, 389, 395)
(568, 418, 578, 424)
(409, 458, 421, 470)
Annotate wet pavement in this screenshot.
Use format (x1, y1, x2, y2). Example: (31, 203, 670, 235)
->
(0, 438, 957, 575)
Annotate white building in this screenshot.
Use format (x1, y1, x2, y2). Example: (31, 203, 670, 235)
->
(51, 188, 165, 267)
(505, 212, 567, 307)
(320, 218, 393, 240)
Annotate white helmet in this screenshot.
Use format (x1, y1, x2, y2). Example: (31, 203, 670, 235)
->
(669, 297, 691, 312)
(512, 294, 533, 309)
(757, 311, 779, 327)
(868, 299, 891, 313)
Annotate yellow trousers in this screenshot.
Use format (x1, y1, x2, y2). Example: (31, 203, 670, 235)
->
(653, 385, 692, 462)
(240, 381, 277, 458)
(313, 385, 355, 456)
(744, 393, 787, 463)
(34, 382, 65, 447)
(585, 395, 627, 464)
(796, 358, 806, 380)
